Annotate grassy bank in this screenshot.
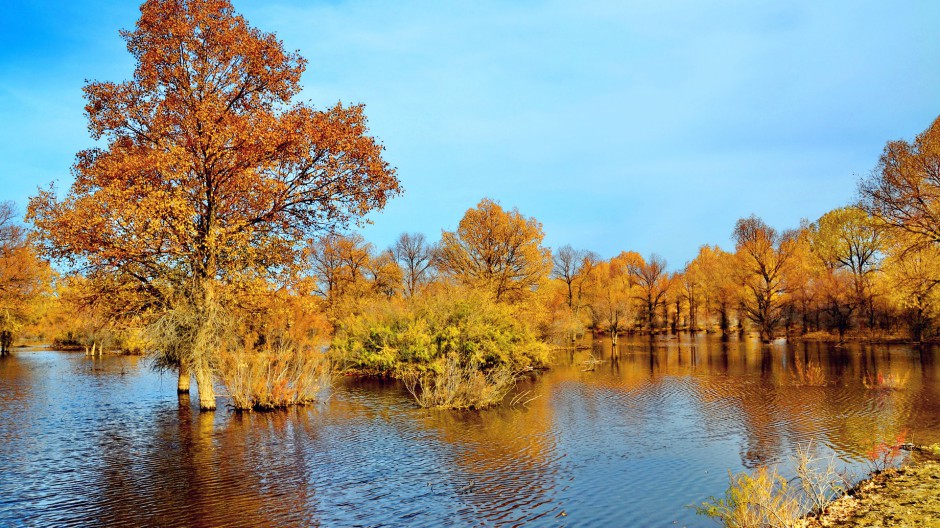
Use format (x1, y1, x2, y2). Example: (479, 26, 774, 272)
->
(699, 439, 940, 527)
(805, 446, 940, 527)
(792, 330, 927, 345)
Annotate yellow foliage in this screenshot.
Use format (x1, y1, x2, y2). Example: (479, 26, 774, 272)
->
(438, 198, 552, 303)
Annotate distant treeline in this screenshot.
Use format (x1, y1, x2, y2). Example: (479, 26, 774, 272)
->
(2, 0, 939, 412)
(5, 118, 940, 361)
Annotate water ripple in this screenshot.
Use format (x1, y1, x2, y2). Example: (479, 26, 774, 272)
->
(1, 340, 939, 526)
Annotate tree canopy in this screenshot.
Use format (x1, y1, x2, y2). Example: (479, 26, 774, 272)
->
(437, 198, 551, 303)
(27, 0, 399, 409)
(861, 116, 940, 252)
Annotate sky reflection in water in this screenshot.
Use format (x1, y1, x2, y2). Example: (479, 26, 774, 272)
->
(1, 335, 937, 526)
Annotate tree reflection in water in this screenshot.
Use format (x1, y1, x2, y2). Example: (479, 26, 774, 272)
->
(1, 338, 939, 526)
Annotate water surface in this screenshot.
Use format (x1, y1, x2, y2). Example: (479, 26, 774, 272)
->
(2, 335, 939, 526)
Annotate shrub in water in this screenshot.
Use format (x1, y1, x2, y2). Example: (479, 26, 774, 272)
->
(332, 286, 549, 373)
(332, 285, 548, 408)
(402, 354, 517, 410)
(217, 343, 331, 411)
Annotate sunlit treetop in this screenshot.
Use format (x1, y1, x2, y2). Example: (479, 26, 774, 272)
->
(29, 0, 400, 289)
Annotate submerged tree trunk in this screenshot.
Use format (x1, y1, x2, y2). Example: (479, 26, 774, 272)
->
(195, 365, 216, 411)
(177, 360, 191, 394)
(672, 298, 680, 334)
(191, 275, 220, 411)
(719, 305, 729, 337)
(0, 329, 11, 355)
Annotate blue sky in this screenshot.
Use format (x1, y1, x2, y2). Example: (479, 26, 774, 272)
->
(1, 1, 938, 268)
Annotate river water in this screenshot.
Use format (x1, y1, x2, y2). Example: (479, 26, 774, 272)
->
(2, 335, 939, 526)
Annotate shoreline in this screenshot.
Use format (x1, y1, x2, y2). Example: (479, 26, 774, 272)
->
(804, 446, 940, 526)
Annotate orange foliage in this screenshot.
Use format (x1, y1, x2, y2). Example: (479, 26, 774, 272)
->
(0, 202, 53, 352)
(628, 253, 673, 332)
(26, 0, 398, 409)
(865, 430, 908, 473)
(861, 116, 940, 254)
(583, 252, 638, 338)
(29, 0, 398, 283)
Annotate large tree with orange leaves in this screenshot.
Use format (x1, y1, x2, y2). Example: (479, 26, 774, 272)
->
(27, 0, 399, 409)
(628, 253, 672, 333)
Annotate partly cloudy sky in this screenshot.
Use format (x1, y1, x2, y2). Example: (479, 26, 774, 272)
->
(1, 1, 938, 266)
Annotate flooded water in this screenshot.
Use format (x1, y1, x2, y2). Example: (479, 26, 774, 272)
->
(2, 335, 940, 526)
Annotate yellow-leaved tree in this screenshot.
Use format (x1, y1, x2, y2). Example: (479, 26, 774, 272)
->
(733, 215, 797, 342)
(437, 198, 552, 303)
(0, 202, 53, 354)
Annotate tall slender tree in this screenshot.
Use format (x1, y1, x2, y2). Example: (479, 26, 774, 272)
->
(394, 232, 436, 298)
(733, 215, 797, 342)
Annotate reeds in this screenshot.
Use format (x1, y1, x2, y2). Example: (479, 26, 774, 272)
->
(794, 442, 851, 516)
(697, 466, 801, 527)
(217, 342, 332, 411)
(698, 442, 852, 527)
(789, 359, 827, 387)
(402, 355, 516, 410)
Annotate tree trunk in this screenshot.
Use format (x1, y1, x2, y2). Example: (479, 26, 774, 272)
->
(177, 360, 191, 394)
(193, 275, 219, 411)
(195, 365, 216, 411)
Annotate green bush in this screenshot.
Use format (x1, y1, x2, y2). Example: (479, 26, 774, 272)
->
(332, 286, 549, 375)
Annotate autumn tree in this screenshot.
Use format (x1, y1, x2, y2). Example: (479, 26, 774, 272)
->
(308, 232, 378, 316)
(393, 232, 436, 298)
(27, 0, 399, 409)
(552, 245, 601, 317)
(678, 266, 699, 332)
(437, 198, 552, 303)
(881, 232, 940, 341)
(816, 265, 856, 340)
(0, 202, 53, 354)
(860, 116, 940, 253)
(782, 226, 823, 335)
(366, 249, 403, 300)
(733, 215, 797, 342)
(553, 245, 585, 310)
(628, 254, 672, 333)
(585, 252, 638, 344)
(810, 207, 882, 331)
(665, 271, 683, 333)
(690, 245, 738, 336)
